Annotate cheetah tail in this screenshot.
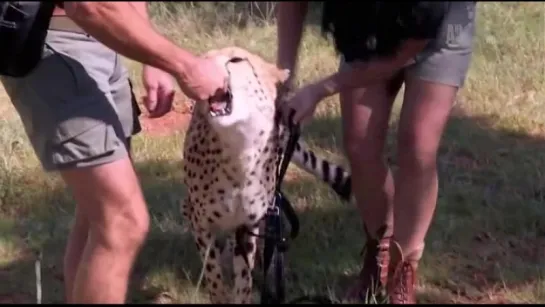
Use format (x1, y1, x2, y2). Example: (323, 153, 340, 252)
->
(289, 140, 352, 202)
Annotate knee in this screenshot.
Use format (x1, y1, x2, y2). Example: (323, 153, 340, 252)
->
(343, 134, 386, 172)
(397, 129, 440, 172)
(62, 158, 151, 255)
(93, 198, 150, 252)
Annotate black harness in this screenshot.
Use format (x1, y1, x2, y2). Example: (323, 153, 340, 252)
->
(238, 108, 338, 304)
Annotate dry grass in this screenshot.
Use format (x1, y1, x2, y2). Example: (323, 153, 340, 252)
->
(1, 2, 545, 304)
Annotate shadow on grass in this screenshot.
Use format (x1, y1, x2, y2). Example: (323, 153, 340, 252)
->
(1, 107, 545, 303)
(298, 104, 545, 302)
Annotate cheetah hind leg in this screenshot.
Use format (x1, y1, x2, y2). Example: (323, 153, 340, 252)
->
(190, 226, 228, 303)
(232, 224, 259, 304)
(220, 235, 235, 282)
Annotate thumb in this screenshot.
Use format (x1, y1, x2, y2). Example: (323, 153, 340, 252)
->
(150, 87, 175, 117)
(144, 86, 158, 113)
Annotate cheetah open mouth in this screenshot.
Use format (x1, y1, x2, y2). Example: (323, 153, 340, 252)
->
(208, 91, 232, 117)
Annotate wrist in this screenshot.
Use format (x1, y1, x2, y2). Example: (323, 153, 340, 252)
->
(276, 57, 295, 72)
(313, 77, 337, 100)
(169, 49, 198, 83)
(142, 64, 155, 71)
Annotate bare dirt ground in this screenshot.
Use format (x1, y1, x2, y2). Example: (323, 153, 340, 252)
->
(138, 95, 193, 137)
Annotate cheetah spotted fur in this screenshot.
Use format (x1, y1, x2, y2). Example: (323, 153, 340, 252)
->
(181, 47, 352, 304)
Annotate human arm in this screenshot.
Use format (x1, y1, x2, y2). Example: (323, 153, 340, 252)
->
(129, 1, 150, 23)
(64, 2, 192, 81)
(276, 2, 308, 87)
(63, 2, 226, 101)
(130, 2, 175, 117)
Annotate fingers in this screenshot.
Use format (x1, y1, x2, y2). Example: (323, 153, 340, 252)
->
(148, 87, 175, 118)
(282, 99, 301, 126)
(143, 66, 177, 117)
(288, 108, 306, 128)
(144, 85, 158, 114)
(292, 109, 305, 125)
(278, 81, 293, 99)
(210, 77, 229, 101)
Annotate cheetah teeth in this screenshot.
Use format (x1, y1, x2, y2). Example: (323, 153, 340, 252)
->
(209, 101, 232, 117)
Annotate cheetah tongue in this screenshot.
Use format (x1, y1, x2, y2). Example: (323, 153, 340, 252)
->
(209, 101, 227, 112)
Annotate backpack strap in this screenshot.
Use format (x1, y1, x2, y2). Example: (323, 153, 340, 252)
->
(0, 2, 56, 77)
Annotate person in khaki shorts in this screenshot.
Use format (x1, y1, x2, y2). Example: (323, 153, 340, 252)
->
(0, 2, 227, 304)
(277, 2, 476, 303)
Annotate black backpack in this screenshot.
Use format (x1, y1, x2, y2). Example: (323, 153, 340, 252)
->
(0, 1, 56, 77)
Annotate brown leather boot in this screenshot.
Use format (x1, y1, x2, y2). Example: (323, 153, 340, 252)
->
(387, 240, 418, 304)
(345, 225, 391, 302)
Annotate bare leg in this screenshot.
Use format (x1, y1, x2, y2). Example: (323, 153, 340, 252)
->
(340, 74, 404, 299)
(394, 78, 458, 260)
(340, 75, 403, 239)
(62, 137, 135, 302)
(61, 157, 150, 303)
(388, 78, 458, 304)
(63, 205, 89, 302)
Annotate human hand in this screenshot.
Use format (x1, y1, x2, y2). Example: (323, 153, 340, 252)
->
(281, 83, 325, 126)
(176, 56, 228, 102)
(142, 65, 175, 118)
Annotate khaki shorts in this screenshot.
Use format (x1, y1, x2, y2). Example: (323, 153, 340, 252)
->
(1, 21, 142, 172)
(340, 1, 477, 88)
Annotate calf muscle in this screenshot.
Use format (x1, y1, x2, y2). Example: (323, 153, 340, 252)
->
(60, 157, 150, 303)
(63, 205, 89, 302)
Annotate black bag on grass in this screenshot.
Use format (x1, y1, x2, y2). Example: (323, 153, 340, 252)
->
(0, 1, 56, 77)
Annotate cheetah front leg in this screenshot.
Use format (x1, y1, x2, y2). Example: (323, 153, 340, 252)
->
(190, 223, 228, 303)
(232, 225, 259, 304)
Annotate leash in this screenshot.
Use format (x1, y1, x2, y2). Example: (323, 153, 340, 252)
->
(257, 110, 337, 304)
(258, 109, 299, 304)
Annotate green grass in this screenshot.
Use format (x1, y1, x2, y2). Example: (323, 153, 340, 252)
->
(1, 1, 544, 304)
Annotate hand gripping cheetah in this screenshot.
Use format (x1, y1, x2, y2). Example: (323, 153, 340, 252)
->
(181, 47, 352, 304)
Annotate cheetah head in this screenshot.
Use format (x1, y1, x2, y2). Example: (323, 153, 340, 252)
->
(196, 47, 290, 128)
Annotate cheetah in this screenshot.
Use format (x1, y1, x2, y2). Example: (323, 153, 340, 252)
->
(181, 47, 352, 304)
